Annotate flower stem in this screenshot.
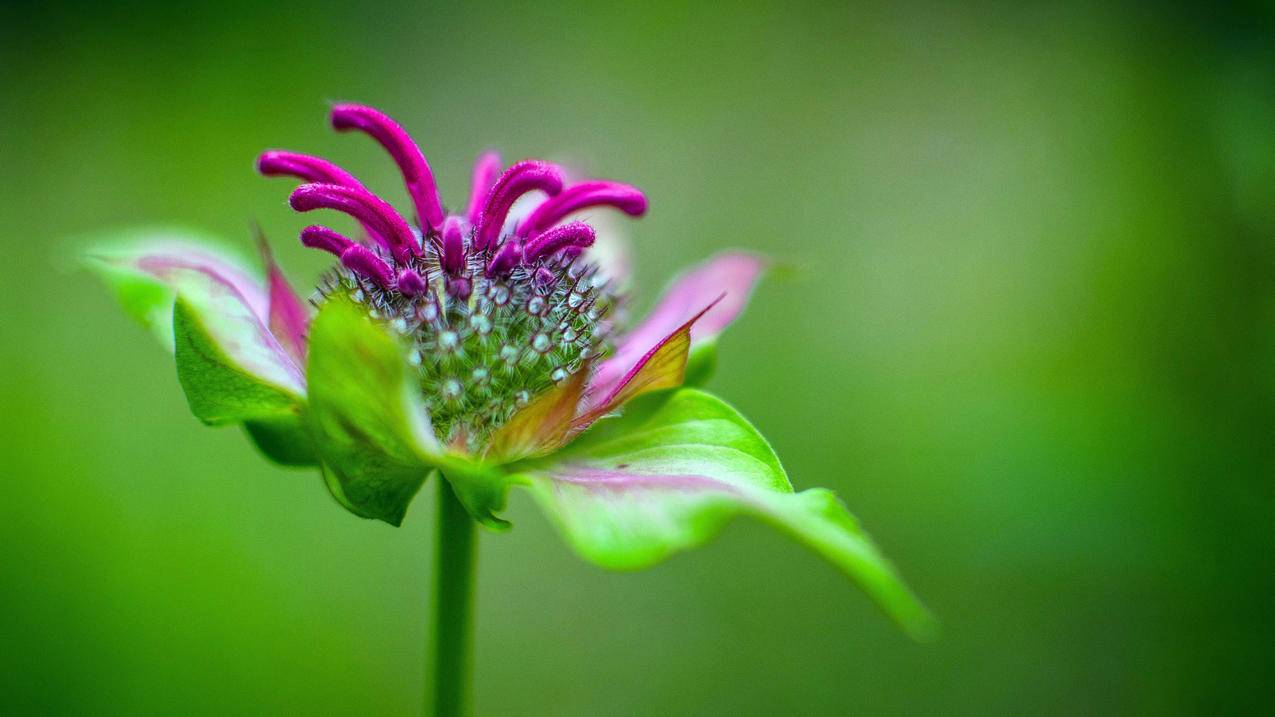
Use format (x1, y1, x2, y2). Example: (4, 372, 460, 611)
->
(430, 476, 476, 717)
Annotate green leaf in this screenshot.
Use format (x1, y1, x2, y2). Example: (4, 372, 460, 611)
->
(306, 296, 515, 527)
(86, 232, 307, 399)
(173, 299, 303, 425)
(517, 388, 934, 639)
(305, 296, 441, 525)
(243, 415, 318, 467)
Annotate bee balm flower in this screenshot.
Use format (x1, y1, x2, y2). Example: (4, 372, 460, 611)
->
(86, 104, 931, 640)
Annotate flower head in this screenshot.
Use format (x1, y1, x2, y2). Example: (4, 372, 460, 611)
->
(256, 105, 677, 455)
(86, 104, 932, 637)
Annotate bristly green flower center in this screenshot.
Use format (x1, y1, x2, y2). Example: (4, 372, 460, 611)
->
(260, 105, 646, 452)
(316, 250, 619, 451)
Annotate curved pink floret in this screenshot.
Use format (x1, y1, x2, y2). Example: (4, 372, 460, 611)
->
(331, 104, 446, 230)
(474, 161, 564, 252)
(517, 181, 647, 238)
(485, 240, 523, 278)
(257, 150, 364, 188)
(300, 225, 355, 255)
(340, 244, 395, 288)
(259, 151, 385, 244)
(523, 221, 595, 263)
(289, 183, 419, 263)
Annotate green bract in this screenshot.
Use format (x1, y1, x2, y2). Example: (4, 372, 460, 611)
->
(86, 228, 933, 638)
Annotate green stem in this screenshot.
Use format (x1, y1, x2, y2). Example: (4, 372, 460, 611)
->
(429, 476, 476, 717)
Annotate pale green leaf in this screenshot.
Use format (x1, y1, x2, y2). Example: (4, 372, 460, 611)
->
(85, 231, 306, 397)
(518, 388, 934, 638)
(173, 299, 303, 425)
(305, 296, 440, 525)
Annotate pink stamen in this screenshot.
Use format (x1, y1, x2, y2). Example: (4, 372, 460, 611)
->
(523, 221, 595, 263)
(485, 240, 523, 278)
(340, 244, 395, 288)
(258, 150, 385, 242)
(300, 225, 355, 256)
(289, 183, 419, 263)
(466, 151, 502, 225)
(256, 150, 365, 188)
(440, 216, 467, 276)
(330, 104, 445, 231)
(474, 160, 564, 252)
(516, 181, 647, 238)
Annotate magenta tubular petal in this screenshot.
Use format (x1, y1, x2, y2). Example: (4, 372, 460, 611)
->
(466, 151, 502, 225)
(474, 160, 564, 252)
(340, 244, 395, 288)
(256, 150, 364, 188)
(289, 183, 419, 263)
(396, 268, 426, 296)
(258, 151, 385, 243)
(522, 221, 595, 263)
(330, 104, 445, 230)
(441, 216, 466, 276)
(516, 181, 648, 238)
(300, 225, 355, 256)
(485, 241, 523, 278)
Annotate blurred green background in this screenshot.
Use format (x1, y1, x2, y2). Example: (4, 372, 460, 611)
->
(2, 0, 1272, 713)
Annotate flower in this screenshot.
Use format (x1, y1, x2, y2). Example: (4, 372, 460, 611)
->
(86, 104, 931, 637)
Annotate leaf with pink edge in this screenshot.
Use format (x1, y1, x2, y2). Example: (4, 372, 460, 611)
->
(486, 364, 591, 462)
(172, 299, 304, 425)
(85, 230, 305, 398)
(516, 388, 935, 639)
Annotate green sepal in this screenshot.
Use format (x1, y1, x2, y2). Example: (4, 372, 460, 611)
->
(173, 299, 302, 425)
(305, 295, 443, 525)
(517, 388, 935, 639)
(243, 414, 318, 467)
(438, 459, 514, 531)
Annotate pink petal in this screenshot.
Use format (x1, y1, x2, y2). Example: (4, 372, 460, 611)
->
(94, 238, 306, 395)
(574, 299, 720, 432)
(589, 252, 766, 399)
(485, 365, 590, 461)
(257, 232, 310, 364)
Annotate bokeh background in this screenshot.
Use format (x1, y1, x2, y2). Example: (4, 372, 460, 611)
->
(2, 0, 1272, 713)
